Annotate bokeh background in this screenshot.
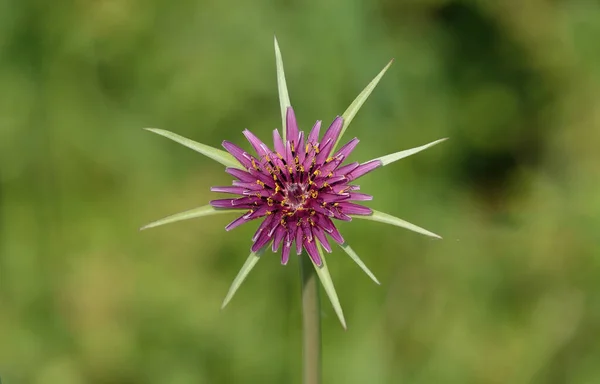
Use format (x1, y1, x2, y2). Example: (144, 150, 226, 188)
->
(2, 0, 600, 383)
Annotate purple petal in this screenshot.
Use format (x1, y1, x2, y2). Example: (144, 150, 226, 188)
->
(281, 240, 292, 265)
(226, 167, 255, 182)
(222, 141, 254, 169)
(316, 156, 344, 177)
(335, 162, 359, 176)
(307, 120, 322, 145)
(211, 186, 246, 195)
(316, 216, 345, 244)
(252, 214, 275, 241)
(248, 168, 276, 188)
(319, 192, 349, 203)
(295, 225, 303, 255)
(210, 198, 236, 208)
(332, 208, 352, 221)
(243, 129, 270, 157)
(272, 226, 286, 252)
(338, 202, 372, 216)
(348, 192, 373, 201)
(312, 226, 332, 253)
(310, 203, 334, 217)
(315, 139, 334, 165)
(296, 132, 306, 164)
(334, 138, 359, 159)
(243, 205, 271, 220)
(286, 107, 300, 147)
(225, 214, 250, 231)
(304, 238, 322, 266)
(324, 175, 346, 185)
(320, 116, 343, 154)
(272, 129, 285, 155)
(251, 228, 272, 252)
(346, 160, 382, 181)
(231, 196, 261, 207)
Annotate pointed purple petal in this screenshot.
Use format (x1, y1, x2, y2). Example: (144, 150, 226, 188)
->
(320, 117, 344, 155)
(243, 129, 270, 157)
(316, 216, 345, 244)
(307, 120, 322, 145)
(319, 192, 349, 203)
(244, 205, 271, 220)
(251, 229, 272, 252)
(252, 214, 276, 241)
(210, 198, 236, 208)
(348, 192, 373, 201)
(338, 202, 372, 216)
(346, 160, 382, 181)
(286, 107, 299, 147)
(312, 226, 332, 253)
(222, 141, 254, 169)
(295, 225, 303, 255)
(335, 162, 359, 176)
(226, 167, 255, 182)
(315, 139, 334, 165)
(281, 240, 292, 265)
(272, 226, 286, 252)
(334, 138, 359, 159)
(304, 238, 322, 266)
(225, 214, 250, 231)
(211, 186, 247, 195)
(272, 129, 285, 155)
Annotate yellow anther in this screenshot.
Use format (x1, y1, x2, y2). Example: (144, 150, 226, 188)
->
(267, 198, 274, 206)
(313, 169, 321, 177)
(326, 157, 334, 163)
(310, 190, 318, 198)
(256, 180, 265, 187)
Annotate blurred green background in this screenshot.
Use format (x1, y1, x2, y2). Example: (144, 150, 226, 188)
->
(1, 0, 600, 383)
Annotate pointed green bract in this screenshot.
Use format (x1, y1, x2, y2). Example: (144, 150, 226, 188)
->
(312, 243, 347, 329)
(222, 249, 265, 309)
(144, 128, 243, 169)
(353, 209, 442, 239)
(274, 36, 291, 141)
(333, 59, 394, 152)
(339, 243, 380, 285)
(376, 138, 448, 166)
(140, 205, 246, 231)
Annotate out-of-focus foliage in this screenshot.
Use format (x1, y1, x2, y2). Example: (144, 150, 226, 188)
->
(1, 0, 600, 383)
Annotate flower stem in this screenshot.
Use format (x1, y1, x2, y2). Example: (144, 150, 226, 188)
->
(300, 254, 321, 384)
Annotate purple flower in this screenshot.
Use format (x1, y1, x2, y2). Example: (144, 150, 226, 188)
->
(142, 38, 446, 320)
(210, 107, 379, 266)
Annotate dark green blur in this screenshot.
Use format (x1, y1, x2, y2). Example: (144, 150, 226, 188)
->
(1, 0, 599, 383)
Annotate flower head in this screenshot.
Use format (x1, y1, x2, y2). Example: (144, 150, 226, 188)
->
(210, 108, 378, 267)
(141, 37, 446, 325)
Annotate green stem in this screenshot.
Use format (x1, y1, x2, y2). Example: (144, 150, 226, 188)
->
(300, 254, 321, 384)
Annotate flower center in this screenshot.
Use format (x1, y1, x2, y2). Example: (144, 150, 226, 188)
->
(284, 183, 308, 210)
